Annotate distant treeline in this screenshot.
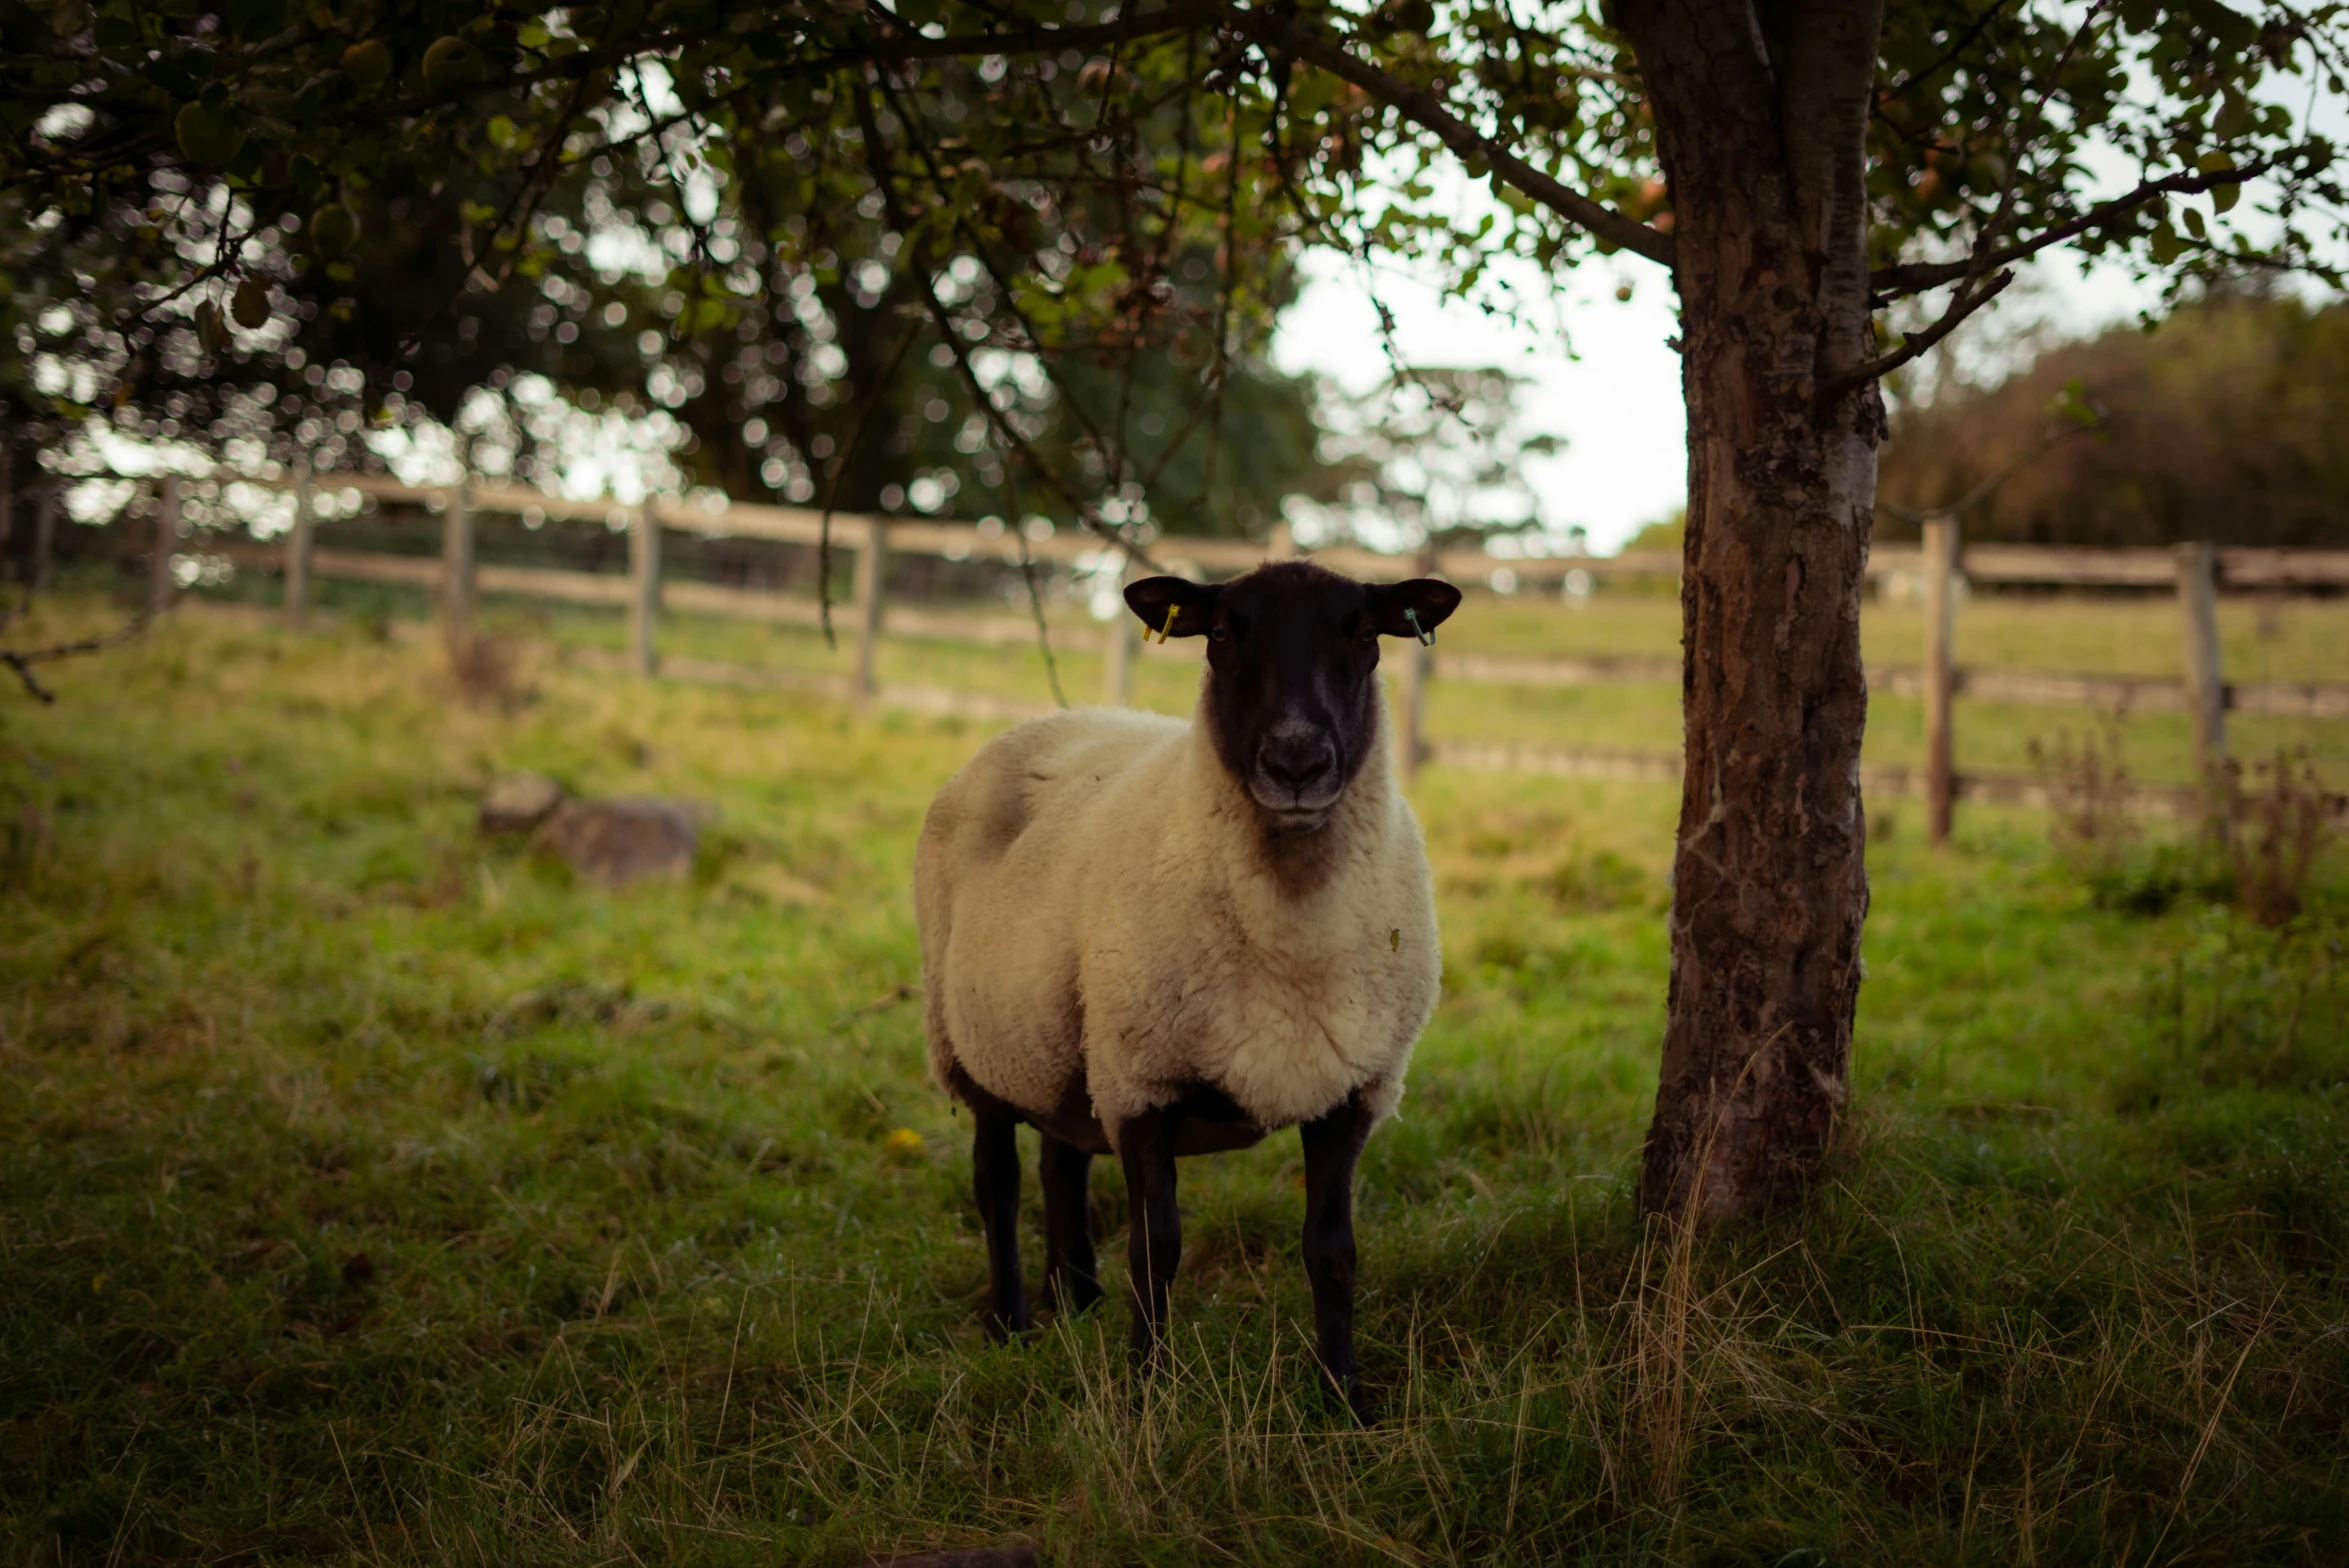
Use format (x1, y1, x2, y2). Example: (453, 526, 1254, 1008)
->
(1880, 292, 2349, 549)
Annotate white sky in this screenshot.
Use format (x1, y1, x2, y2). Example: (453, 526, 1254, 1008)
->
(1272, 240, 2168, 555)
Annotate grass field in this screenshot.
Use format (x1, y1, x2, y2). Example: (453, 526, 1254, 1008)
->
(190, 564, 2349, 787)
(4, 592, 2348, 1565)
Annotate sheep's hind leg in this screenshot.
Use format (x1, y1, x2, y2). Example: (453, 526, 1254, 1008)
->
(1116, 1106, 1184, 1372)
(1040, 1135, 1102, 1313)
(972, 1107, 1030, 1338)
(1300, 1092, 1372, 1420)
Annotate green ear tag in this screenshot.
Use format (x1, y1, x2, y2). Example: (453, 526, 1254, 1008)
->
(1404, 607, 1435, 646)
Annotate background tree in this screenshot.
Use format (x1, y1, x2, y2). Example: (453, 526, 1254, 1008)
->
(1882, 287, 2349, 548)
(0, 1, 1338, 546)
(7, 0, 2347, 1216)
(1305, 366, 1560, 551)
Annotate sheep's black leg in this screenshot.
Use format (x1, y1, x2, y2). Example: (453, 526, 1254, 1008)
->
(972, 1107, 1029, 1338)
(1040, 1134, 1102, 1313)
(1300, 1093, 1372, 1419)
(1116, 1106, 1184, 1371)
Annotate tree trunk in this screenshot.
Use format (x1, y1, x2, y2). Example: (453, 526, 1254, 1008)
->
(1619, 0, 1885, 1218)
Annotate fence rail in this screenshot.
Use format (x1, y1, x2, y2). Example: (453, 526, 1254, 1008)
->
(204, 466, 2349, 586)
(130, 466, 2349, 831)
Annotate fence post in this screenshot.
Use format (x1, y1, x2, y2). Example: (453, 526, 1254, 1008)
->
(285, 461, 314, 629)
(1922, 515, 1958, 845)
(152, 475, 181, 611)
(629, 500, 662, 675)
(2177, 540, 2226, 782)
(1103, 557, 1138, 706)
(853, 516, 889, 697)
(441, 480, 475, 646)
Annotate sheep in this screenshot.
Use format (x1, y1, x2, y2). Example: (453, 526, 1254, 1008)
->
(913, 559, 1462, 1412)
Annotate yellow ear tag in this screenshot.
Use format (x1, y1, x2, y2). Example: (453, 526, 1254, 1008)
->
(1157, 606, 1180, 644)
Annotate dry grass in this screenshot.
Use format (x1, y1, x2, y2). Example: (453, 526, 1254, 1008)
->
(2213, 750, 2344, 927)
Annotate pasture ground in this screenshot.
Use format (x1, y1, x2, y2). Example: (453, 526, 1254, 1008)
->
(4, 590, 2346, 1566)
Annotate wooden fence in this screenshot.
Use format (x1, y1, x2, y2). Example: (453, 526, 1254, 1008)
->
(135, 467, 2349, 831)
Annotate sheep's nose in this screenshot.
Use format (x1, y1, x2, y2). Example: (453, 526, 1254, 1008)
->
(1260, 737, 1336, 792)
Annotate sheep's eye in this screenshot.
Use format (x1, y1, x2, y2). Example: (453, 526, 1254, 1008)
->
(1208, 623, 1231, 643)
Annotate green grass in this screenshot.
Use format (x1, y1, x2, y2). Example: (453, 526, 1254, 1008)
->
(4, 594, 2348, 1566)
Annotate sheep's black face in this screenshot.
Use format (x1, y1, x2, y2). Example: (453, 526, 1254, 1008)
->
(1126, 563, 1461, 832)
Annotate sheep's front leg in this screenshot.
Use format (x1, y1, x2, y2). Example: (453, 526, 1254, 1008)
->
(1300, 1093, 1372, 1418)
(1040, 1135, 1102, 1313)
(1117, 1106, 1184, 1371)
(972, 1107, 1030, 1337)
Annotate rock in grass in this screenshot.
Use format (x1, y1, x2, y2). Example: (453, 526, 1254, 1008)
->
(534, 798, 703, 887)
(479, 773, 566, 835)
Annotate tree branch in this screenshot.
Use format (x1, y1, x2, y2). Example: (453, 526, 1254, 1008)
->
(1828, 267, 2014, 397)
(842, 2, 1676, 266)
(1222, 8, 1675, 266)
(1870, 159, 2275, 298)
(1, 600, 164, 705)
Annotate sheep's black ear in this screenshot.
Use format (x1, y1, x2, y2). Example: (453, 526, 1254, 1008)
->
(1125, 575, 1219, 638)
(1364, 578, 1462, 641)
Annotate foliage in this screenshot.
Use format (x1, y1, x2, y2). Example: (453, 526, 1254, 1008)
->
(2028, 719, 2151, 898)
(2213, 747, 2344, 926)
(2028, 721, 2346, 926)
(1883, 290, 2349, 547)
(1621, 508, 1684, 554)
(1302, 365, 1561, 548)
(2, 0, 1343, 535)
(2147, 908, 2349, 1094)
(6, 1, 2346, 540)
(5, 596, 2349, 1563)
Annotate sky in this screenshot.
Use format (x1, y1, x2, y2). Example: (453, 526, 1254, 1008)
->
(1271, 239, 2169, 556)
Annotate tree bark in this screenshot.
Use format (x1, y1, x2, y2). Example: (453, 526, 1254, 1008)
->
(1618, 0, 1885, 1217)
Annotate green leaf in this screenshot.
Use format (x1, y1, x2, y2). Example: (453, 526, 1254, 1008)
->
(174, 101, 246, 166)
(307, 203, 359, 256)
(194, 300, 229, 354)
(342, 40, 394, 91)
(2050, 377, 2102, 430)
(2195, 150, 2236, 175)
(2215, 91, 2248, 140)
(2182, 205, 2206, 239)
(230, 277, 271, 329)
(422, 37, 487, 95)
(2211, 181, 2240, 214)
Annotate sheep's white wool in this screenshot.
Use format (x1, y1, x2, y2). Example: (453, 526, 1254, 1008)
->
(915, 690, 1441, 1147)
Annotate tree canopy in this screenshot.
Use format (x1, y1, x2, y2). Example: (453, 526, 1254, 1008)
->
(6, 1, 2344, 539)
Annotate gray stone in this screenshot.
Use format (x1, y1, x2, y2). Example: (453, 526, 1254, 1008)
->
(533, 797, 703, 887)
(479, 773, 566, 835)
